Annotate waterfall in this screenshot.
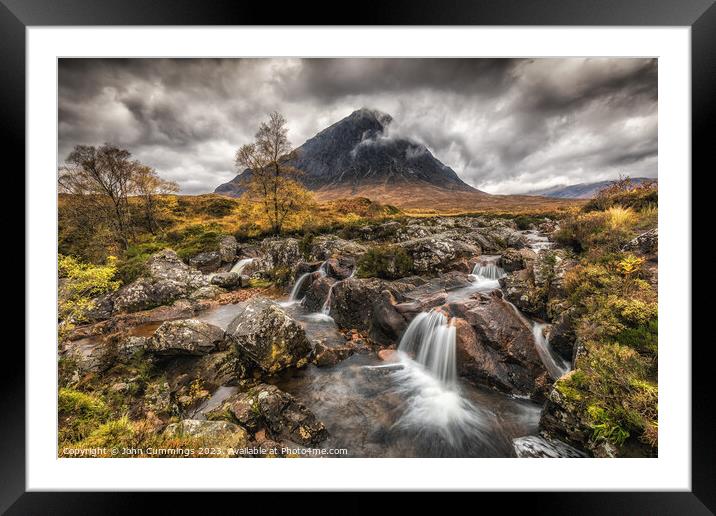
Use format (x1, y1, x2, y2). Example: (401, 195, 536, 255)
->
(532, 322, 569, 379)
(288, 272, 312, 302)
(471, 257, 506, 280)
(230, 258, 253, 275)
(287, 260, 328, 303)
(321, 284, 334, 315)
(397, 311, 457, 385)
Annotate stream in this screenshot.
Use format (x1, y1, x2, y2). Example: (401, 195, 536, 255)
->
(188, 229, 580, 457)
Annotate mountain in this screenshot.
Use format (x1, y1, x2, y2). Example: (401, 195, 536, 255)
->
(525, 178, 657, 199)
(215, 108, 486, 206)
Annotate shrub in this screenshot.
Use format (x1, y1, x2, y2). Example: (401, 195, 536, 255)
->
(58, 388, 109, 443)
(584, 177, 658, 212)
(58, 255, 121, 337)
(357, 246, 414, 280)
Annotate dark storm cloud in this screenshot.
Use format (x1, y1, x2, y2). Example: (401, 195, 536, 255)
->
(58, 58, 657, 194)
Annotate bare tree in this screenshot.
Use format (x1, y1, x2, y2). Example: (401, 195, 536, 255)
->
(235, 112, 312, 234)
(131, 165, 179, 234)
(59, 144, 141, 248)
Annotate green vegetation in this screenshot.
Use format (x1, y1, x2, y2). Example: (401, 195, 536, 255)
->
(551, 179, 658, 454)
(357, 245, 414, 280)
(57, 255, 121, 338)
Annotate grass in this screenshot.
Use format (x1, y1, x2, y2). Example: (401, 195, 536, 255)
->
(549, 179, 658, 454)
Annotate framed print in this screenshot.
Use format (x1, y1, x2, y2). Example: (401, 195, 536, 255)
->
(6, 0, 712, 511)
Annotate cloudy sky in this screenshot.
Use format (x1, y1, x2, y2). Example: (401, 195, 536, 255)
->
(58, 58, 657, 195)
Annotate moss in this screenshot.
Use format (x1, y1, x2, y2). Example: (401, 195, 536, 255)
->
(267, 266, 293, 288)
(356, 245, 414, 280)
(248, 278, 273, 289)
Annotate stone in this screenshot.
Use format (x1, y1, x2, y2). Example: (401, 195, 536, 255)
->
(148, 319, 226, 356)
(225, 298, 312, 374)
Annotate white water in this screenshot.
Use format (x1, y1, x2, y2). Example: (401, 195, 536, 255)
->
(397, 311, 457, 385)
(532, 322, 570, 379)
(321, 284, 334, 315)
(391, 311, 495, 448)
(471, 257, 506, 280)
(230, 258, 254, 275)
(288, 272, 312, 302)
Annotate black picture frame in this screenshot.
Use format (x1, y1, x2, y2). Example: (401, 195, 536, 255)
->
(5, 0, 711, 512)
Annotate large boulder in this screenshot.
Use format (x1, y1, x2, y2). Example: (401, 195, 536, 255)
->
(500, 269, 545, 317)
(210, 384, 327, 446)
(301, 275, 335, 313)
(225, 298, 312, 374)
(325, 277, 388, 332)
(148, 319, 226, 356)
(218, 235, 239, 263)
(112, 278, 190, 314)
(147, 249, 207, 289)
(546, 308, 578, 362)
(397, 233, 480, 274)
(445, 292, 550, 398)
(260, 238, 301, 269)
(210, 272, 243, 289)
(370, 289, 449, 345)
(499, 248, 537, 272)
(307, 235, 367, 260)
(188, 251, 222, 273)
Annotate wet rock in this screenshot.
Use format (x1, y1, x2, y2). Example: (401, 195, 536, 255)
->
(370, 291, 410, 345)
(446, 293, 550, 398)
(512, 435, 587, 458)
(329, 277, 389, 332)
(378, 349, 398, 361)
(313, 342, 355, 367)
(499, 248, 536, 272)
(210, 384, 328, 446)
(398, 234, 480, 274)
(500, 269, 545, 317)
(210, 272, 242, 289)
(218, 235, 239, 263)
(189, 251, 223, 273)
(164, 419, 249, 451)
(546, 308, 578, 361)
(324, 256, 356, 279)
(225, 297, 312, 374)
(253, 384, 328, 446)
(148, 319, 226, 356)
(301, 275, 335, 313)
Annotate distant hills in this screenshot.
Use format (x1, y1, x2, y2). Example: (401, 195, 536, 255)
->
(525, 178, 657, 199)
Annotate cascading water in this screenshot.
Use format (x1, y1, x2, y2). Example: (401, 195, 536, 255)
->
(288, 272, 312, 302)
(471, 258, 506, 281)
(390, 310, 495, 450)
(286, 260, 328, 303)
(397, 311, 457, 384)
(230, 258, 254, 275)
(532, 322, 569, 379)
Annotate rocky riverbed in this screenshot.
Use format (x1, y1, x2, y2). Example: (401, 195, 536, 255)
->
(59, 215, 594, 457)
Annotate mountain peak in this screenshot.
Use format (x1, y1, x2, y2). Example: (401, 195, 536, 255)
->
(347, 108, 393, 128)
(216, 109, 482, 199)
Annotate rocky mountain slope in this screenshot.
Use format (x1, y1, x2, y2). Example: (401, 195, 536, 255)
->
(215, 108, 495, 208)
